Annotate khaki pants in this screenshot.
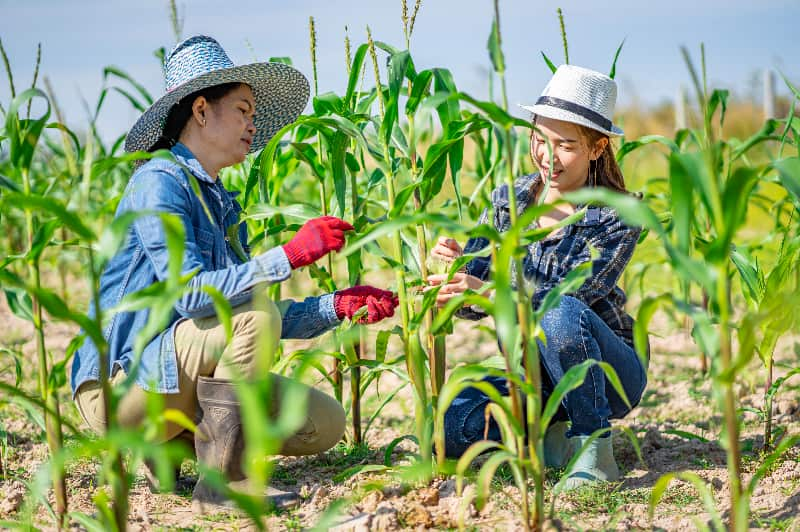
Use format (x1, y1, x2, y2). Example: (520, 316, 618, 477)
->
(75, 298, 345, 456)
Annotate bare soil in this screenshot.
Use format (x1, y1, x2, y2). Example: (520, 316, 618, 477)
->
(1, 285, 799, 531)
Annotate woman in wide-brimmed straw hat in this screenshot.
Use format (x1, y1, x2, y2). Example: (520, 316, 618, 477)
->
(71, 35, 398, 512)
(427, 64, 648, 489)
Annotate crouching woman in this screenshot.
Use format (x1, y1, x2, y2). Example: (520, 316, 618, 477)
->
(427, 65, 648, 489)
(70, 36, 398, 511)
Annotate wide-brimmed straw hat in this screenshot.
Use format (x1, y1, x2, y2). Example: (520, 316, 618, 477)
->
(124, 35, 310, 153)
(520, 64, 623, 137)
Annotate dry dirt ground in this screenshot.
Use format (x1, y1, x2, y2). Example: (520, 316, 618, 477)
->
(1, 280, 800, 531)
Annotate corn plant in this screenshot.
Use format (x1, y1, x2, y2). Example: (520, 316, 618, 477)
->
(1, 87, 69, 526)
(731, 227, 800, 450)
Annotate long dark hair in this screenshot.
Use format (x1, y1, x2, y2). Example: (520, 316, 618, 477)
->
(579, 124, 627, 193)
(148, 82, 243, 152)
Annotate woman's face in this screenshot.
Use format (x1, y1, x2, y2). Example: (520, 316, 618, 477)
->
(531, 116, 603, 193)
(202, 84, 256, 168)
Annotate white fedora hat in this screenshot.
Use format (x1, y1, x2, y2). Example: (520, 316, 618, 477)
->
(125, 35, 310, 154)
(520, 64, 623, 137)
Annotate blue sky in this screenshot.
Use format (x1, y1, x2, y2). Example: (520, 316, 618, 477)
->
(1, 0, 797, 141)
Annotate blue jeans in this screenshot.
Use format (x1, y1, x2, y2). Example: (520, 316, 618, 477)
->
(443, 296, 648, 458)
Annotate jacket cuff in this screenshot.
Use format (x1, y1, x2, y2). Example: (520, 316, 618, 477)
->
(319, 293, 341, 325)
(252, 246, 292, 284)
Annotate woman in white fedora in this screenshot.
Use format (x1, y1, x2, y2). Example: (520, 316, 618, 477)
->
(428, 65, 648, 488)
(70, 35, 398, 511)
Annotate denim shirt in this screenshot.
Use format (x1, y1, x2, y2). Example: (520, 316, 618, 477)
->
(459, 173, 641, 345)
(70, 143, 340, 397)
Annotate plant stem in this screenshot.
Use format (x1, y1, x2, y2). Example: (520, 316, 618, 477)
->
(22, 167, 68, 527)
(764, 355, 773, 450)
(503, 126, 542, 529)
(403, 28, 445, 462)
(716, 269, 744, 531)
(88, 245, 129, 530)
(367, 26, 423, 457)
(349, 135, 364, 444)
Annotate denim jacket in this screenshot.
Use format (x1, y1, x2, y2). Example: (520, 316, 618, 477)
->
(70, 143, 340, 397)
(459, 173, 640, 345)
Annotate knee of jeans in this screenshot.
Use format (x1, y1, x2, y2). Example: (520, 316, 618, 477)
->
(444, 393, 491, 458)
(541, 296, 587, 352)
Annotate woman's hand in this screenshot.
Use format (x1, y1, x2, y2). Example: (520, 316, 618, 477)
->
(283, 216, 354, 269)
(425, 272, 486, 308)
(334, 286, 399, 324)
(430, 237, 463, 263)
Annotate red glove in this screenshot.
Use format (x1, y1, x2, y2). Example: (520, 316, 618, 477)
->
(334, 286, 399, 324)
(282, 216, 354, 269)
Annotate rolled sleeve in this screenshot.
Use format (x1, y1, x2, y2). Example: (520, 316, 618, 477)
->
(252, 246, 292, 284)
(278, 293, 341, 339)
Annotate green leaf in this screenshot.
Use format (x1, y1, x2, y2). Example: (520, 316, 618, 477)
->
(406, 70, 433, 116)
(663, 429, 710, 443)
(312, 92, 344, 115)
(289, 142, 325, 180)
(390, 182, 419, 218)
(2, 192, 95, 240)
(374, 329, 393, 363)
(475, 451, 516, 510)
(5, 88, 52, 173)
(709, 166, 758, 262)
(487, 19, 505, 74)
(0, 172, 21, 192)
(540, 359, 595, 430)
(730, 247, 765, 306)
(432, 69, 460, 130)
(668, 153, 694, 255)
(540, 51, 558, 73)
(731, 118, 781, 161)
(340, 213, 464, 257)
(345, 44, 369, 110)
(457, 92, 530, 130)
(243, 203, 322, 223)
(163, 408, 202, 435)
(28, 218, 60, 262)
(706, 89, 729, 129)
(633, 295, 672, 369)
(201, 286, 233, 343)
(609, 38, 626, 79)
(616, 135, 678, 162)
(4, 288, 33, 322)
(380, 50, 411, 148)
(330, 131, 349, 218)
(649, 472, 724, 531)
(773, 157, 800, 203)
(748, 435, 800, 495)
(384, 434, 420, 466)
(563, 188, 665, 237)
(103, 66, 154, 107)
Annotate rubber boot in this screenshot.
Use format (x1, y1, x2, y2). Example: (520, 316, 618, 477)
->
(543, 421, 574, 468)
(563, 434, 620, 490)
(191, 376, 299, 513)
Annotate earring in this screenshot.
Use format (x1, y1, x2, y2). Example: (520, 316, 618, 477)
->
(591, 159, 598, 187)
(202, 118, 206, 127)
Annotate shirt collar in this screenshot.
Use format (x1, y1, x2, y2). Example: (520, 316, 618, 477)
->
(171, 142, 216, 184)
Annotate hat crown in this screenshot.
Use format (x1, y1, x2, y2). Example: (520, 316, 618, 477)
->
(164, 35, 234, 92)
(540, 65, 618, 122)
